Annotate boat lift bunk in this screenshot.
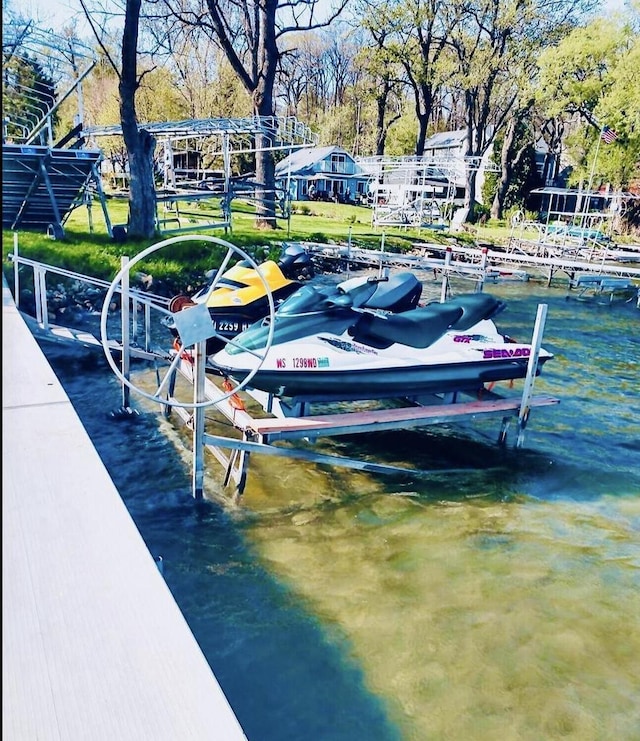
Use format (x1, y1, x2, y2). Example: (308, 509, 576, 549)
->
(566, 273, 639, 304)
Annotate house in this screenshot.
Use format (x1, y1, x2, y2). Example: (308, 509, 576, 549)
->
(275, 146, 371, 203)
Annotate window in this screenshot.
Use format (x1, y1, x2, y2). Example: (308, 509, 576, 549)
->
(330, 154, 347, 174)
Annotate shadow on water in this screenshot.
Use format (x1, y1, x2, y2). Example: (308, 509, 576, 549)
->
(311, 419, 640, 506)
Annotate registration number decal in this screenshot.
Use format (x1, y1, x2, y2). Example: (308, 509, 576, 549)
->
(213, 320, 251, 333)
(276, 356, 330, 369)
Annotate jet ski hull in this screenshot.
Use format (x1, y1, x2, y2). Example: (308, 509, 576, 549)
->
(212, 354, 551, 400)
(210, 289, 554, 401)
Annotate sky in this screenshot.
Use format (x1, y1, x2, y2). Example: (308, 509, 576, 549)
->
(9, 0, 632, 35)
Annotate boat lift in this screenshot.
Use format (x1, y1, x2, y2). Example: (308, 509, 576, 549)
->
(11, 234, 560, 502)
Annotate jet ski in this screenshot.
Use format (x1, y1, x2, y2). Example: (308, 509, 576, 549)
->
(210, 283, 554, 402)
(166, 243, 316, 353)
(168, 241, 424, 354)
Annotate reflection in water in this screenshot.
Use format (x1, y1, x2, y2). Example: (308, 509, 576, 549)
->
(43, 278, 640, 740)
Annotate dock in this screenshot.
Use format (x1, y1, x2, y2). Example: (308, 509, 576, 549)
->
(2, 276, 247, 740)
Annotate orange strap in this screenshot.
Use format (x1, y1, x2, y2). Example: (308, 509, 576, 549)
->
(222, 379, 245, 411)
(172, 338, 193, 363)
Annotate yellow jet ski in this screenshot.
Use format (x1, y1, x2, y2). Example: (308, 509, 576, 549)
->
(167, 244, 316, 353)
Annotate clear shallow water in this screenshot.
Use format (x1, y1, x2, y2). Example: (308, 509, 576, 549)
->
(42, 277, 640, 740)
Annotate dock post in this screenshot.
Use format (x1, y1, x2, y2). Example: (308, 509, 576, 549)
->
(13, 234, 20, 309)
(191, 339, 207, 499)
(120, 256, 131, 410)
(440, 247, 452, 302)
(34, 265, 48, 328)
(516, 303, 548, 448)
(477, 246, 488, 292)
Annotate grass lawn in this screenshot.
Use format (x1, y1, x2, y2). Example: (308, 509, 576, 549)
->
(2, 195, 514, 294)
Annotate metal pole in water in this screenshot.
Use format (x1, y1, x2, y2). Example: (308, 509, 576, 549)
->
(440, 247, 452, 302)
(120, 256, 131, 410)
(191, 340, 207, 499)
(516, 303, 548, 448)
(477, 246, 488, 292)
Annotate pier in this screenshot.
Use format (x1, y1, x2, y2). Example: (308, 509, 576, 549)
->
(3, 276, 247, 739)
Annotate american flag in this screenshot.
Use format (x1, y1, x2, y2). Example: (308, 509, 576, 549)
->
(601, 126, 618, 144)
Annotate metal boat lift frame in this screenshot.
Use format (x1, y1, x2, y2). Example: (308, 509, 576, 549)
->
(10, 236, 559, 502)
(162, 302, 557, 501)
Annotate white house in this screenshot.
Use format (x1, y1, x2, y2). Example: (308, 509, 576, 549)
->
(275, 146, 371, 203)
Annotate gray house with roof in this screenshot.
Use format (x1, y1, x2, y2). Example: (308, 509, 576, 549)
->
(275, 146, 371, 203)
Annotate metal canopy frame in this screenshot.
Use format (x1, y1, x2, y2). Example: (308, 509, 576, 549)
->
(85, 115, 319, 235)
(357, 154, 499, 229)
(3, 22, 97, 147)
(85, 116, 318, 151)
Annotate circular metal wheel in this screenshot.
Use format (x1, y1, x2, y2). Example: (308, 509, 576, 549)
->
(100, 235, 275, 410)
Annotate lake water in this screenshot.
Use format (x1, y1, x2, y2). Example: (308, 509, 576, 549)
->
(41, 275, 640, 740)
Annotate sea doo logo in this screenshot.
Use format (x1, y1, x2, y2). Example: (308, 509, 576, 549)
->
(483, 347, 530, 359)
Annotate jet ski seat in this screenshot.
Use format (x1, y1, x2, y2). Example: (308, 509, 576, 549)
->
(365, 272, 423, 312)
(349, 304, 464, 349)
(437, 293, 506, 331)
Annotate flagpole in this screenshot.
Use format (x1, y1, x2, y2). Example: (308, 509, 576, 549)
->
(581, 126, 603, 229)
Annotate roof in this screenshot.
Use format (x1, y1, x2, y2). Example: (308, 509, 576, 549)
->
(423, 130, 468, 150)
(275, 146, 365, 178)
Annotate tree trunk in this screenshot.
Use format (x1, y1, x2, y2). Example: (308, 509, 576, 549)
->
(119, 0, 157, 240)
(491, 118, 516, 220)
(254, 131, 277, 229)
(463, 119, 478, 222)
(251, 1, 278, 229)
(375, 88, 388, 156)
(125, 127, 157, 238)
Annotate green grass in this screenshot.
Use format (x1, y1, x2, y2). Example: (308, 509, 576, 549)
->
(2, 197, 512, 296)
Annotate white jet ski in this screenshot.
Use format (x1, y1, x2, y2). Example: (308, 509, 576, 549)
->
(210, 280, 554, 402)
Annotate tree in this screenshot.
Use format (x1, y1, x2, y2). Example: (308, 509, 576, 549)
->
(158, 0, 349, 229)
(78, 0, 159, 239)
(388, 0, 455, 156)
(536, 15, 640, 190)
(355, 4, 406, 156)
(444, 0, 597, 222)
